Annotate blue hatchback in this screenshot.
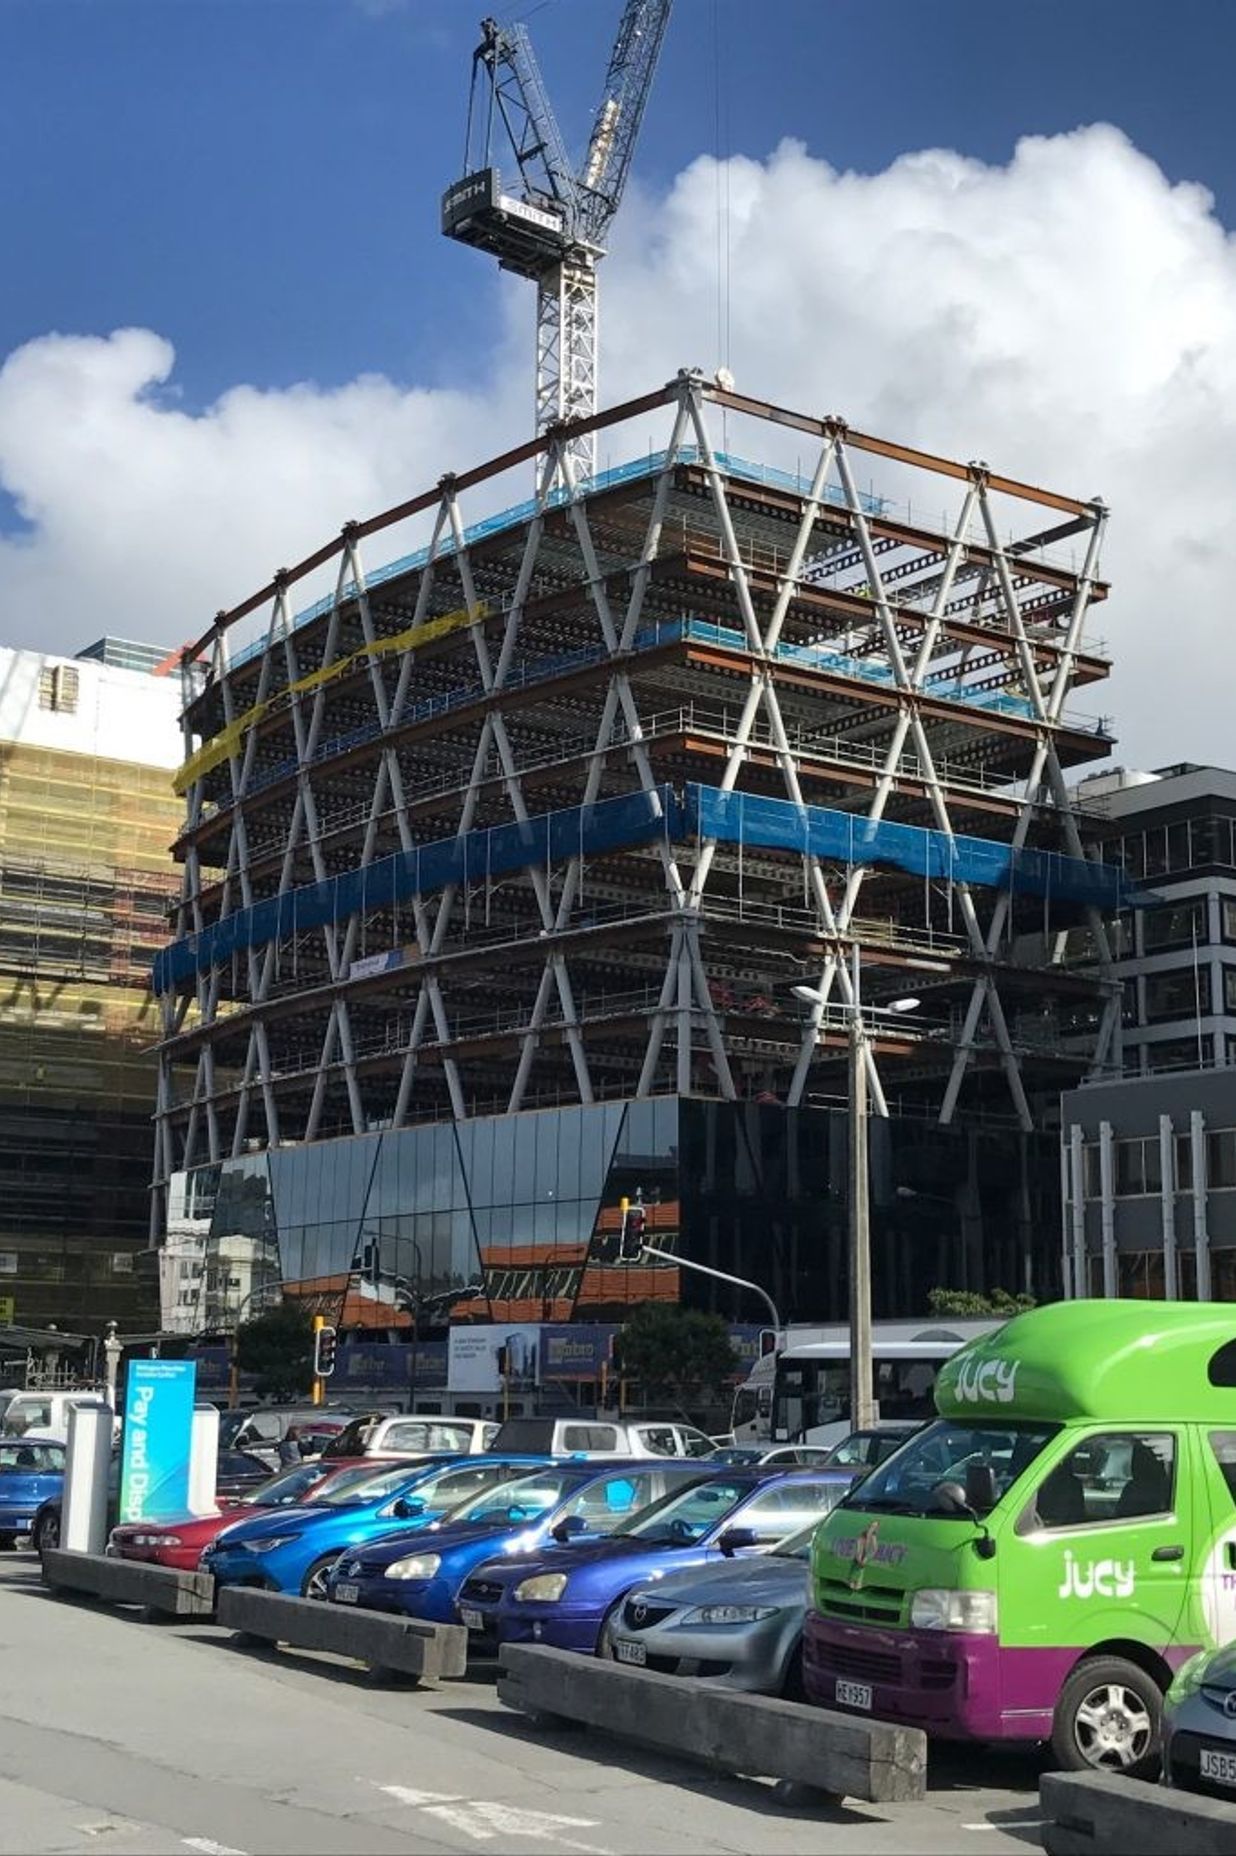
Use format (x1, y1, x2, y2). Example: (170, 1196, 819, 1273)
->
(325, 1460, 708, 1621)
(201, 1454, 547, 1598)
(0, 1438, 64, 1545)
(459, 1469, 851, 1655)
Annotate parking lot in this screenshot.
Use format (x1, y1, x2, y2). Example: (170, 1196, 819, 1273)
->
(0, 1556, 1046, 1856)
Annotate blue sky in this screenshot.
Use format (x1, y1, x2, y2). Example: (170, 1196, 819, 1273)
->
(2, 0, 1236, 760)
(4, 0, 1235, 408)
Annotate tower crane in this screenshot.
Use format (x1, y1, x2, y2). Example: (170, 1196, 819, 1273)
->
(442, 2, 673, 482)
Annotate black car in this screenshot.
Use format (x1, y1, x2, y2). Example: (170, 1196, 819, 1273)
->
(31, 1447, 271, 1552)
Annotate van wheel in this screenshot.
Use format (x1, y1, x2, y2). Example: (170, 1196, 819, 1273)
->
(1051, 1655, 1163, 1779)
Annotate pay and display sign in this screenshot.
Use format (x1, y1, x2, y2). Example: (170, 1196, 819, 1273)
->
(119, 1359, 197, 1524)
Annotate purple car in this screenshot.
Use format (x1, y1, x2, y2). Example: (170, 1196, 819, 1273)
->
(458, 1469, 853, 1656)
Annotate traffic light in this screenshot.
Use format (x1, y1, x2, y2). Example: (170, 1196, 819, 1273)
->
(619, 1197, 647, 1262)
(313, 1323, 338, 1378)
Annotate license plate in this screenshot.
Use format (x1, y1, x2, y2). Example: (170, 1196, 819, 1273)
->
(836, 1679, 872, 1711)
(1200, 1747, 1236, 1787)
(333, 1582, 359, 1605)
(614, 1639, 647, 1666)
(461, 1606, 485, 1631)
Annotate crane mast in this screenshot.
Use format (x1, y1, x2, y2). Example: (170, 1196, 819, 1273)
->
(442, 2, 673, 482)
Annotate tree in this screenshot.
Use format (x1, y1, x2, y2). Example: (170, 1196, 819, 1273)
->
(927, 1287, 1037, 1319)
(614, 1303, 738, 1409)
(235, 1303, 315, 1400)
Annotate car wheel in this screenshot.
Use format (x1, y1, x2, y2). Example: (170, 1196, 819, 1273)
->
(594, 1596, 626, 1659)
(781, 1640, 806, 1702)
(1051, 1655, 1163, 1779)
(33, 1510, 60, 1554)
(300, 1554, 338, 1601)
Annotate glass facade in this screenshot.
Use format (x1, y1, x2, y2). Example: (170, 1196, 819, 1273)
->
(179, 1096, 1060, 1332)
(0, 739, 181, 1327)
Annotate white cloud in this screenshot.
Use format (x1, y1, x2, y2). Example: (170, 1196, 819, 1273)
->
(1, 123, 1234, 762)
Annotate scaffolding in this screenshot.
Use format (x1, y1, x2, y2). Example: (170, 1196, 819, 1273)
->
(153, 372, 1121, 1225)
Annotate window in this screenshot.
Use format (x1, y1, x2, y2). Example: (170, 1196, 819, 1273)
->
(737, 1478, 849, 1533)
(1208, 1129, 1236, 1189)
(1114, 1138, 1162, 1198)
(1207, 1433, 1236, 1505)
(635, 1426, 678, 1457)
(37, 665, 79, 714)
(1225, 970, 1236, 1014)
(110, 1252, 133, 1275)
(380, 1421, 478, 1454)
(1223, 901, 1236, 945)
(1143, 900, 1207, 955)
(561, 1425, 619, 1453)
(0, 1441, 63, 1473)
(1031, 1432, 1175, 1529)
(559, 1470, 654, 1530)
(1145, 967, 1210, 1023)
(0, 1253, 16, 1275)
(1148, 1036, 1212, 1074)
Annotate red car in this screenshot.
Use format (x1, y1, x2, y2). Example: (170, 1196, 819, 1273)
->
(108, 1457, 387, 1571)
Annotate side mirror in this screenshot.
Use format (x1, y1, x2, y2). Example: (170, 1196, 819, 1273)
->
(551, 1514, 587, 1544)
(965, 1462, 998, 1514)
(717, 1525, 759, 1557)
(391, 1496, 425, 1520)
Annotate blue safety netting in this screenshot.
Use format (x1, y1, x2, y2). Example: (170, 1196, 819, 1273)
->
(152, 784, 683, 995)
(683, 786, 1130, 911)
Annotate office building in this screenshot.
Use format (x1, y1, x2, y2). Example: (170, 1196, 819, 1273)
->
(152, 373, 1127, 1335)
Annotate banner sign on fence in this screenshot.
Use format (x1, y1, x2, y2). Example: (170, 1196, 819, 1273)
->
(119, 1358, 197, 1525)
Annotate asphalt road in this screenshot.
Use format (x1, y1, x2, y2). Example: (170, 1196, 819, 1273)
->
(0, 1555, 1046, 1855)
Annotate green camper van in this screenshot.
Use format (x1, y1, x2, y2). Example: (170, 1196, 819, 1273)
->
(805, 1300, 1236, 1774)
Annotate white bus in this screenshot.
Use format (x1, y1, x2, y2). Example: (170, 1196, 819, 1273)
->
(730, 1320, 1003, 1449)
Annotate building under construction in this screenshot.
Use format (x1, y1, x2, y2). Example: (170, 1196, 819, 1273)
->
(0, 641, 183, 1329)
(153, 375, 1128, 1336)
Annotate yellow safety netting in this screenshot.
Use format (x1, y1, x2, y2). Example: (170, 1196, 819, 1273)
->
(173, 601, 491, 796)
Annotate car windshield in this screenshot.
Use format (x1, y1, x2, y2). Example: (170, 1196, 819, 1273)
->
(238, 1463, 324, 1506)
(615, 1477, 748, 1544)
(312, 1463, 426, 1507)
(0, 1441, 64, 1473)
(772, 1520, 824, 1561)
(451, 1469, 586, 1527)
(841, 1418, 1060, 1519)
(387, 1460, 513, 1512)
(680, 1430, 718, 1458)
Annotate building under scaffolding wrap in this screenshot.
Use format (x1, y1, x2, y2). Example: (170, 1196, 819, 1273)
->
(154, 372, 1129, 1338)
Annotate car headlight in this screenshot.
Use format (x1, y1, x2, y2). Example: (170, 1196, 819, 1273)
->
(513, 1572, 569, 1602)
(679, 1604, 779, 1626)
(1167, 1650, 1210, 1703)
(381, 1553, 441, 1582)
(244, 1535, 298, 1554)
(131, 1532, 183, 1547)
(909, 1588, 997, 1633)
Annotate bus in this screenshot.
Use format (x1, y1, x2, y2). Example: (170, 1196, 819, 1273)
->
(729, 1320, 1004, 1448)
(773, 1322, 1005, 1448)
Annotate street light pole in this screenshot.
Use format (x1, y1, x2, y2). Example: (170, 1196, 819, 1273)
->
(639, 1247, 782, 1342)
(848, 944, 875, 1430)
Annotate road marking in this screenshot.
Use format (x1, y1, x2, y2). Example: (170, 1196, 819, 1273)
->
(372, 1786, 609, 1852)
(181, 1840, 247, 1855)
(962, 1819, 1045, 1832)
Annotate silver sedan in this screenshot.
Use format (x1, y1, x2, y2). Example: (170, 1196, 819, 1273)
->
(606, 1520, 820, 1696)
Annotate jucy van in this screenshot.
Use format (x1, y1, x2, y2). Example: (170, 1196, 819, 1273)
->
(804, 1300, 1236, 1775)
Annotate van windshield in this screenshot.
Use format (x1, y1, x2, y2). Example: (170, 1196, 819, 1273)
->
(840, 1418, 1059, 1519)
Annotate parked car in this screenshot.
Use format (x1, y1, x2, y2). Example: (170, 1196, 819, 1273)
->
(1163, 1643, 1236, 1797)
(201, 1454, 546, 1599)
(460, 1469, 850, 1657)
(0, 1391, 113, 1443)
(320, 1414, 497, 1462)
(608, 1517, 823, 1694)
(487, 1418, 716, 1459)
(218, 1408, 354, 1468)
(821, 1423, 922, 1472)
(31, 1447, 273, 1553)
(0, 1435, 66, 1547)
(707, 1446, 843, 1468)
(325, 1460, 708, 1621)
(108, 1456, 379, 1571)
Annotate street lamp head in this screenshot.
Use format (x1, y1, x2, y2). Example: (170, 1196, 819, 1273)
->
(886, 996, 921, 1014)
(791, 984, 825, 1006)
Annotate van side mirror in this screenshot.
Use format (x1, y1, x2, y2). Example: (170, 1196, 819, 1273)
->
(965, 1463, 998, 1514)
(551, 1514, 587, 1544)
(717, 1525, 759, 1557)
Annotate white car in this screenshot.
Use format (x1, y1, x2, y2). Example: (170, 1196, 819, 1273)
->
(486, 1417, 718, 1459)
(0, 1390, 114, 1444)
(319, 1413, 499, 1461)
